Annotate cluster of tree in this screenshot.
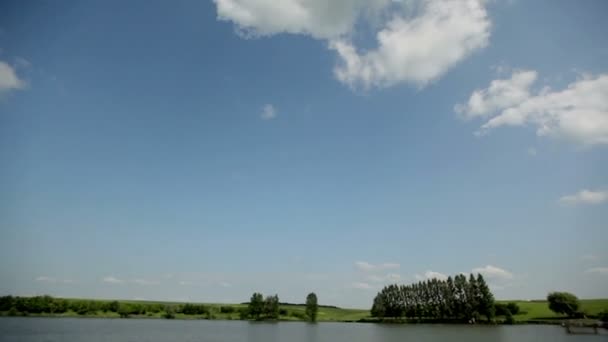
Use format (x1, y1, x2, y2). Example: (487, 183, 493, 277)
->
(245, 293, 280, 320)
(242, 292, 319, 322)
(370, 274, 495, 322)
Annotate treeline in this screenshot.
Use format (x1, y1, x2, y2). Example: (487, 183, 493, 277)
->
(371, 274, 495, 322)
(0, 295, 236, 319)
(0, 293, 320, 322)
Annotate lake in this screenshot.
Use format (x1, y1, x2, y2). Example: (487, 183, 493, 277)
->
(0, 317, 603, 341)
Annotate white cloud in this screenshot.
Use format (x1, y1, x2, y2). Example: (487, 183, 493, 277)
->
(178, 281, 193, 286)
(415, 270, 447, 281)
(351, 282, 373, 290)
(36, 276, 74, 284)
(214, 0, 491, 89)
(102, 276, 124, 284)
(219, 281, 233, 288)
(355, 261, 400, 272)
(471, 265, 513, 280)
(331, 0, 490, 88)
(368, 273, 401, 283)
(455, 70, 538, 119)
(585, 267, 608, 275)
(260, 103, 277, 120)
(527, 147, 537, 156)
(559, 189, 607, 206)
(581, 254, 599, 261)
(214, 0, 390, 39)
(0, 61, 26, 93)
(131, 278, 159, 286)
(458, 71, 608, 146)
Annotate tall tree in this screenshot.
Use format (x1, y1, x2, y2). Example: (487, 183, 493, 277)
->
(249, 292, 264, 319)
(305, 292, 319, 322)
(476, 273, 495, 321)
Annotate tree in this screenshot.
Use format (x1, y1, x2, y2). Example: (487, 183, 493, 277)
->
(248, 293, 264, 319)
(371, 293, 386, 318)
(263, 295, 279, 319)
(305, 292, 319, 322)
(476, 274, 495, 321)
(547, 292, 580, 317)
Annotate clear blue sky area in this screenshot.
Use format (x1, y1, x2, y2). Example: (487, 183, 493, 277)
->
(0, 0, 606, 308)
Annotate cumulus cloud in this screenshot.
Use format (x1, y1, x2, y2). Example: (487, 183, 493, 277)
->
(455, 70, 538, 119)
(330, 0, 490, 88)
(457, 70, 608, 146)
(355, 261, 400, 272)
(585, 267, 608, 275)
(559, 189, 607, 206)
(102, 276, 124, 284)
(415, 270, 447, 281)
(471, 265, 513, 280)
(0, 61, 26, 93)
(260, 103, 277, 120)
(214, 0, 491, 89)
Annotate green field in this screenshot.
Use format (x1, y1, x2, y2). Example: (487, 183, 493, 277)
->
(497, 299, 608, 322)
(2, 297, 607, 324)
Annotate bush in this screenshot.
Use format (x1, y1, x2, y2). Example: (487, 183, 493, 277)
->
(181, 304, 209, 315)
(279, 308, 288, 316)
(290, 311, 306, 319)
(220, 306, 235, 314)
(239, 308, 250, 320)
(163, 308, 175, 319)
(506, 303, 520, 315)
(504, 311, 515, 324)
(598, 310, 608, 322)
(547, 292, 580, 317)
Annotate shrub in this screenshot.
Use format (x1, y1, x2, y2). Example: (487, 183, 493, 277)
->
(547, 292, 580, 317)
(279, 308, 288, 316)
(220, 306, 235, 314)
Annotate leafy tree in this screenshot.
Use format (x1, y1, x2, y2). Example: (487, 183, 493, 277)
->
(305, 292, 319, 322)
(263, 295, 279, 319)
(248, 293, 264, 319)
(547, 292, 580, 317)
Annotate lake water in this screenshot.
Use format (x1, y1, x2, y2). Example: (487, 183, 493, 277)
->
(0, 317, 604, 342)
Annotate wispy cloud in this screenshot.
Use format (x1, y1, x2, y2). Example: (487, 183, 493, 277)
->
(218, 281, 233, 288)
(35, 276, 74, 284)
(354, 261, 400, 272)
(102, 276, 124, 284)
(178, 281, 193, 286)
(472, 265, 513, 280)
(559, 189, 607, 206)
(260, 104, 277, 120)
(415, 271, 447, 281)
(581, 254, 599, 261)
(585, 267, 608, 275)
(131, 278, 159, 286)
(368, 273, 401, 283)
(350, 282, 373, 290)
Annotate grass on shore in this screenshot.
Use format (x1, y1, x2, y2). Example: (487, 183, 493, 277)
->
(2, 298, 607, 323)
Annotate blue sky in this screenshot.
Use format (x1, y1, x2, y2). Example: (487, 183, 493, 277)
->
(0, 0, 607, 308)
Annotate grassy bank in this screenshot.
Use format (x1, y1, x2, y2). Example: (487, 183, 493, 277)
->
(1, 297, 607, 324)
